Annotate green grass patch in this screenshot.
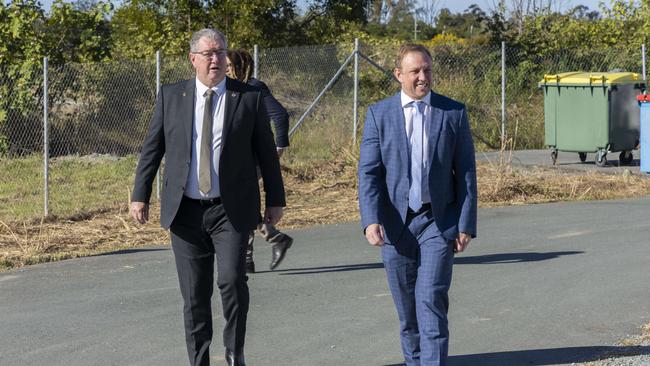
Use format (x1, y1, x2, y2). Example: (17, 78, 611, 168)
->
(0, 154, 140, 222)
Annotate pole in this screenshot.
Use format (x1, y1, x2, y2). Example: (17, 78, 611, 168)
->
(43, 57, 49, 217)
(358, 53, 398, 82)
(353, 39, 360, 145)
(289, 51, 356, 137)
(155, 50, 161, 200)
(253, 45, 259, 79)
(501, 41, 506, 145)
(414, 17, 418, 41)
(642, 44, 647, 82)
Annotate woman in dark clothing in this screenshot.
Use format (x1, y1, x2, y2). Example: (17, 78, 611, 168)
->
(226, 49, 293, 273)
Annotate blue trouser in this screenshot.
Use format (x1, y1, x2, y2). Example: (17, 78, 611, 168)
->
(381, 208, 454, 366)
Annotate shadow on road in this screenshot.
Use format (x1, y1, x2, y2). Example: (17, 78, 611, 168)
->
(383, 345, 650, 366)
(454, 251, 582, 265)
(257, 262, 385, 275)
(261, 251, 583, 274)
(445, 345, 650, 365)
(94, 248, 170, 256)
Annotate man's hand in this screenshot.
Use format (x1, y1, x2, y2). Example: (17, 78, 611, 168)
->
(264, 206, 284, 226)
(454, 232, 472, 253)
(365, 223, 385, 246)
(130, 201, 149, 224)
(276, 147, 286, 158)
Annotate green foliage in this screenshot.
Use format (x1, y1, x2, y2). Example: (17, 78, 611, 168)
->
(110, 0, 194, 58)
(111, 0, 301, 56)
(0, 0, 44, 109)
(45, 0, 112, 63)
(210, 0, 302, 48)
(436, 5, 488, 39)
(0, 0, 111, 156)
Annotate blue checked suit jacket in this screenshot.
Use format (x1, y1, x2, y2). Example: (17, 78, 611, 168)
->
(358, 91, 477, 244)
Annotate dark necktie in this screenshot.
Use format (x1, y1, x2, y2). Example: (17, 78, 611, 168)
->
(199, 89, 214, 195)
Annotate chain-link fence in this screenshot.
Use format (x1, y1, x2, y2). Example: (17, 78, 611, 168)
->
(258, 44, 357, 161)
(0, 41, 647, 219)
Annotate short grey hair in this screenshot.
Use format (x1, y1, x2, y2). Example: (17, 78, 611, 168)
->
(190, 29, 228, 52)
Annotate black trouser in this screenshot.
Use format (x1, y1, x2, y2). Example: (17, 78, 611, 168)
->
(170, 196, 249, 366)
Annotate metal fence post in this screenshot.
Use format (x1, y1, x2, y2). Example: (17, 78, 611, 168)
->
(155, 50, 161, 201)
(289, 50, 357, 137)
(353, 38, 359, 145)
(501, 41, 506, 145)
(43, 57, 49, 217)
(642, 44, 646, 82)
(253, 45, 259, 79)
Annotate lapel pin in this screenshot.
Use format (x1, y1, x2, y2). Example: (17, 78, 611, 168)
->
(231, 93, 237, 97)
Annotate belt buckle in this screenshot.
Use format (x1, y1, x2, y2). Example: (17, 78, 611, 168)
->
(201, 197, 220, 206)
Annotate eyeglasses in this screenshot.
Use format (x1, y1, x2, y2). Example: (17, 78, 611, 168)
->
(192, 49, 227, 59)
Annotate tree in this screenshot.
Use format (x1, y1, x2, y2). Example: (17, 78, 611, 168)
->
(111, 0, 301, 56)
(0, 0, 46, 155)
(419, 0, 442, 26)
(207, 0, 301, 48)
(367, 0, 414, 24)
(569, 5, 600, 20)
(45, 0, 112, 63)
(110, 0, 201, 58)
(435, 5, 487, 38)
(300, 0, 367, 43)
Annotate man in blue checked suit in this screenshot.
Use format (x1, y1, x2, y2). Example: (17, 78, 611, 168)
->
(358, 44, 477, 366)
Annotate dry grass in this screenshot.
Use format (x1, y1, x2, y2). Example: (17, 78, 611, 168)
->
(478, 156, 650, 206)
(2, 148, 650, 271)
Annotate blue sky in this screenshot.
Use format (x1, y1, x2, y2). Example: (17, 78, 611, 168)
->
(40, 0, 609, 16)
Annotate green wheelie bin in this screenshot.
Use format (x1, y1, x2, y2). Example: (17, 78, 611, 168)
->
(539, 72, 645, 166)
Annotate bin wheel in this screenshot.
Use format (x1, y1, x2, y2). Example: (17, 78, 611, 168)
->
(551, 150, 558, 165)
(579, 152, 587, 163)
(595, 151, 607, 167)
(619, 151, 634, 166)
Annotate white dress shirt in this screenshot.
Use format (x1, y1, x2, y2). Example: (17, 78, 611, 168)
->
(185, 77, 227, 199)
(401, 90, 432, 205)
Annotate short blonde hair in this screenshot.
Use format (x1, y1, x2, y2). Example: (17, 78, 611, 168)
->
(395, 44, 432, 70)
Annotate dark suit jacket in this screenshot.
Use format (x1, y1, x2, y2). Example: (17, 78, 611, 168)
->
(248, 78, 290, 148)
(132, 77, 286, 232)
(358, 91, 477, 243)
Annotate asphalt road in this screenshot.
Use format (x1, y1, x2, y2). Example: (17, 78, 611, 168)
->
(478, 149, 649, 176)
(1, 198, 650, 366)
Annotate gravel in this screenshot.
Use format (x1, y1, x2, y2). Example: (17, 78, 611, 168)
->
(578, 329, 650, 366)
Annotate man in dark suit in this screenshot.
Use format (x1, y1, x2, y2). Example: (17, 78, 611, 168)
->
(130, 28, 285, 366)
(225, 48, 294, 273)
(358, 44, 477, 366)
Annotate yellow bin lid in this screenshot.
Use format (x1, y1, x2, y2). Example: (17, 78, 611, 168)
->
(540, 71, 641, 85)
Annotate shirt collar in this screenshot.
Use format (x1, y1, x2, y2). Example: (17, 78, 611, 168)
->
(195, 77, 226, 97)
(400, 90, 431, 109)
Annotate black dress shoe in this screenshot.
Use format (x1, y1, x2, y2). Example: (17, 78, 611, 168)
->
(225, 348, 246, 366)
(270, 236, 293, 270)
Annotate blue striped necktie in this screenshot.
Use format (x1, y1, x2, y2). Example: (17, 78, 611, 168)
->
(409, 101, 424, 212)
